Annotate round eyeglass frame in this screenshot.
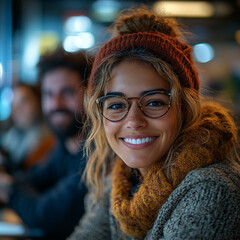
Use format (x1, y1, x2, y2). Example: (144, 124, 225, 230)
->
(96, 90, 172, 122)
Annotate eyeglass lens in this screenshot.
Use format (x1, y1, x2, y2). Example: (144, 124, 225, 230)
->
(98, 91, 170, 122)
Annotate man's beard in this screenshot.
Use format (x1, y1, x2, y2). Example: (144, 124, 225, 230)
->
(45, 109, 83, 140)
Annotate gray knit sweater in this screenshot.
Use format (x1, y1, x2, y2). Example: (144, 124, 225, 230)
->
(68, 163, 240, 240)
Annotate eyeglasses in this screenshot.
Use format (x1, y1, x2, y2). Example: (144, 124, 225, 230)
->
(96, 90, 172, 122)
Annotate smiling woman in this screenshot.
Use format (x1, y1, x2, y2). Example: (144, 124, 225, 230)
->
(68, 7, 240, 240)
(102, 60, 179, 175)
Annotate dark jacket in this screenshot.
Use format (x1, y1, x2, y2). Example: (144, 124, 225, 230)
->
(8, 140, 87, 240)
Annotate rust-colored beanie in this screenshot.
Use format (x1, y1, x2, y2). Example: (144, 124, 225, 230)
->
(89, 31, 199, 91)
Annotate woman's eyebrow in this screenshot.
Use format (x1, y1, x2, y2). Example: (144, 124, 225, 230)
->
(106, 91, 125, 97)
(106, 88, 169, 97)
(141, 88, 169, 95)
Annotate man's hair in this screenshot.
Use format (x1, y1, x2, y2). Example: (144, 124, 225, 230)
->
(37, 47, 94, 87)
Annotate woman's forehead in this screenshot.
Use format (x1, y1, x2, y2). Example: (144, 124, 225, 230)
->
(104, 59, 170, 95)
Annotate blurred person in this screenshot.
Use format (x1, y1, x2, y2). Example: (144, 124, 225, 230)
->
(68, 8, 240, 240)
(0, 83, 56, 173)
(0, 47, 93, 240)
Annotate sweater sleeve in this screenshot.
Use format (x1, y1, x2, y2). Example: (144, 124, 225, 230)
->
(68, 186, 111, 240)
(160, 179, 240, 240)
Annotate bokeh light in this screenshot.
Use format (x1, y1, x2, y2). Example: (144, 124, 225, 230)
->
(0, 63, 3, 87)
(63, 32, 95, 52)
(0, 87, 13, 121)
(64, 16, 92, 34)
(193, 43, 214, 63)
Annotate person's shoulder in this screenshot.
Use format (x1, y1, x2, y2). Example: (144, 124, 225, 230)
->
(159, 162, 240, 220)
(2, 126, 18, 143)
(151, 163, 240, 240)
(183, 162, 240, 192)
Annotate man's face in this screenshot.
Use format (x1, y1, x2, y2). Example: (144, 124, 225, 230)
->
(41, 67, 84, 139)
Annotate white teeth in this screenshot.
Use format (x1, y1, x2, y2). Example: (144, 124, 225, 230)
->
(123, 137, 155, 145)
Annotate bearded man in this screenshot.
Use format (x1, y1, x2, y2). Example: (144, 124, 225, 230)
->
(0, 48, 93, 240)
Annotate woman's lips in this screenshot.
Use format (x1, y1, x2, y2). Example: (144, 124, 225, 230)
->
(121, 136, 158, 149)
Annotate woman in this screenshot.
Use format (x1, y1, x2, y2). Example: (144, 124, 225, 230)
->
(69, 8, 240, 240)
(0, 83, 55, 172)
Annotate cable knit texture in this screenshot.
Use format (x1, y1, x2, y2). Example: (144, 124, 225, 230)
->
(111, 103, 238, 238)
(88, 32, 199, 91)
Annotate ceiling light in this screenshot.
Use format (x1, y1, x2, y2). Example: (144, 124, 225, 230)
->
(153, 1, 214, 18)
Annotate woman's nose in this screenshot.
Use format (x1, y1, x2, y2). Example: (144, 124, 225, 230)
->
(125, 102, 147, 129)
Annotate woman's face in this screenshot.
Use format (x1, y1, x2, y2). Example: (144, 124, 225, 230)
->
(103, 59, 179, 176)
(12, 86, 40, 129)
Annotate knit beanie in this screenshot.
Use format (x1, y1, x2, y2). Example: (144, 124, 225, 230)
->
(88, 11, 200, 91)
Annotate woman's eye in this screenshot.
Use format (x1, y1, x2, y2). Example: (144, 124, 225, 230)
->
(147, 101, 165, 107)
(107, 103, 126, 110)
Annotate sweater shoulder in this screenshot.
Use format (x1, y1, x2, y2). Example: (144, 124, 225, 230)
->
(164, 162, 240, 209)
(147, 163, 240, 239)
(183, 162, 240, 190)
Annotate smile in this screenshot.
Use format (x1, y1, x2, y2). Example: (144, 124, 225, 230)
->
(123, 137, 156, 145)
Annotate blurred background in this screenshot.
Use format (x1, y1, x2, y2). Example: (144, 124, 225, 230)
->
(0, 0, 240, 128)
